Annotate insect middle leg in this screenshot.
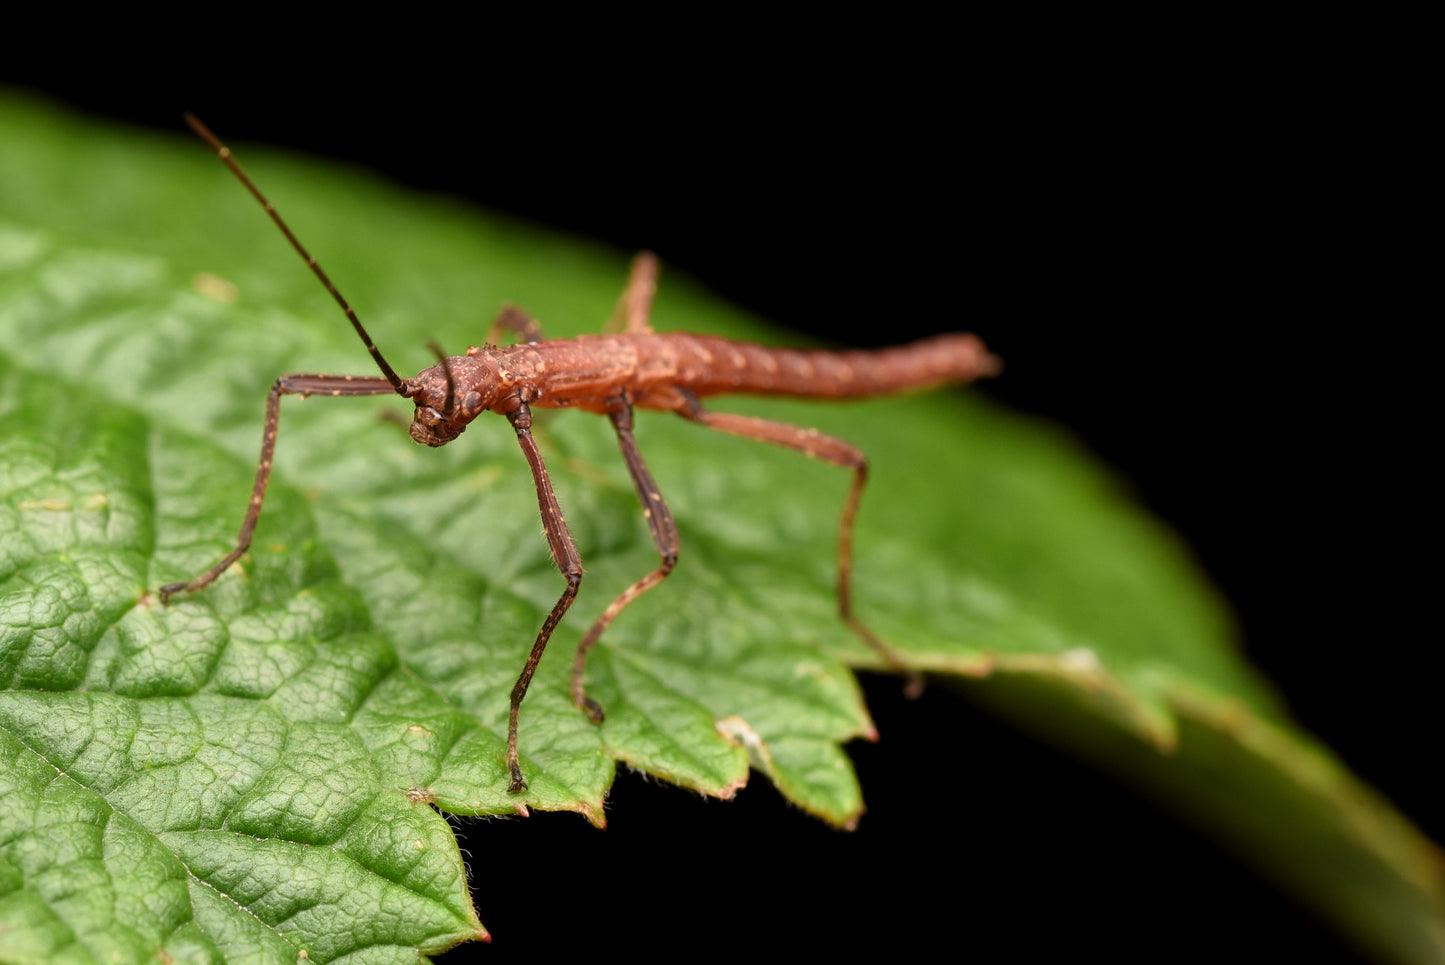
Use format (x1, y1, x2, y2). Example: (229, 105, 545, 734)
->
(570, 397, 680, 722)
(486, 304, 547, 345)
(676, 396, 924, 696)
(159, 373, 397, 603)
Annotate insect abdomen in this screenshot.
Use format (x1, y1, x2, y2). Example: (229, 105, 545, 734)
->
(666, 333, 1000, 400)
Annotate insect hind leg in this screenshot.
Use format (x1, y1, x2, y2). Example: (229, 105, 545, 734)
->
(676, 397, 924, 696)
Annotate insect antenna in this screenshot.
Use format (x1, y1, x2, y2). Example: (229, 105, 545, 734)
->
(425, 339, 457, 418)
(183, 113, 407, 395)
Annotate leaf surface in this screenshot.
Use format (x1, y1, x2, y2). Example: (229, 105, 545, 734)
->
(1, 94, 1441, 964)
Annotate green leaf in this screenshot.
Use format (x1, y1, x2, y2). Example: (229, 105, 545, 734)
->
(1, 93, 1441, 964)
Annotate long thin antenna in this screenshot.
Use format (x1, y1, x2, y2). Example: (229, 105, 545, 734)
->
(183, 112, 406, 394)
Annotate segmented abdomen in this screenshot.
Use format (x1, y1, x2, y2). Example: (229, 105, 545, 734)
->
(662, 333, 999, 399)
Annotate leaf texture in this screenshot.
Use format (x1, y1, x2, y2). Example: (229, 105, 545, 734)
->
(1, 94, 1441, 964)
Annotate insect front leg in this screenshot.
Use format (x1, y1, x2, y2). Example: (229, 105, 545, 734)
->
(570, 398, 680, 723)
(676, 396, 924, 696)
(504, 401, 584, 794)
(159, 373, 398, 603)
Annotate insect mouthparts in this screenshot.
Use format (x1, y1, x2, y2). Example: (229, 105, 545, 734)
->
(409, 406, 466, 447)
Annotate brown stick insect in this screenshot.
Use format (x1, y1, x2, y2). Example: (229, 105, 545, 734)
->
(164, 114, 1001, 794)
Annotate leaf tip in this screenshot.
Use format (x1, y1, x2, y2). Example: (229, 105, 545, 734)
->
(714, 776, 747, 801)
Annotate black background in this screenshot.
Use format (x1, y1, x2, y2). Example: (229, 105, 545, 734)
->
(4, 44, 1423, 963)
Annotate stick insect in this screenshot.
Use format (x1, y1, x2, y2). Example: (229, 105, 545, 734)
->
(164, 114, 1001, 794)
